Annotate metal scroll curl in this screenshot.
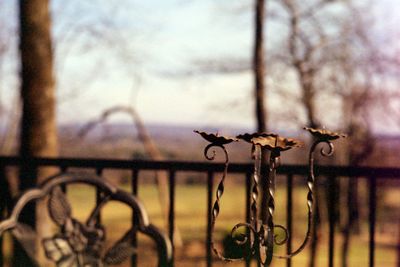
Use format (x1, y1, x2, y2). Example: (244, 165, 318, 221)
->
(273, 137, 342, 260)
(230, 222, 257, 246)
(195, 130, 241, 261)
(0, 173, 172, 267)
(205, 144, 238, 261)
(273, 224, 289, 246)
(195, 127, 345, 266)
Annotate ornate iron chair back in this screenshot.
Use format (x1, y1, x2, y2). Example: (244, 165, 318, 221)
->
(0, 172, 172, 267)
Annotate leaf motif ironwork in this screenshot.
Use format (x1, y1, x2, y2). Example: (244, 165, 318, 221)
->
(0, 173, 171, 267)
(43, 236, 78, 267)
(104, 240, 136, 265)
(48, 187, 72, 226)
(44, 188, 129, 266)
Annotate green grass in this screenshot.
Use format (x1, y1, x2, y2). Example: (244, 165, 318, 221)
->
(1, 182, 398, 267)
(65, 182, 399, 266)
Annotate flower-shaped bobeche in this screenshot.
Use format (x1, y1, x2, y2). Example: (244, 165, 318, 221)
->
(251, 134, 303, 152)
(304, 127, 347, 141)
(236, 132, 277, 143)
(194, 130, 238, 145)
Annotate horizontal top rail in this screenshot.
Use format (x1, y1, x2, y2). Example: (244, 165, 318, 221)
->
(0, 156, 399, 179)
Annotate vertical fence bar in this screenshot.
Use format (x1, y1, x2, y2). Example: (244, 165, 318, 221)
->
(0, 230, 2, 264)
(245, 172, 252, 223)
(168, 170, 176, 267)
(13, 164, 37, 266)
(368, 176, 377, 267)
(327, 176, 337, 267)
(0, 164, 5, 265)
(60, 166, 68, 193)
(95, 168, 104, 224)
(286, 174, 293, 267)
(397, 222, 400, 267)
(131, 169, 139, 267)
(245, 172, 252, 267)
(206, 171, 214, 267)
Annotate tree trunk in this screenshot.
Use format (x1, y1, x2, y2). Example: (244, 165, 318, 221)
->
(254, 0, 266, 134)
(298, 72, 318, 129)
(283, 2, 322, 264)
(253, 1, 271, 242)
(16, 0, 58, 265)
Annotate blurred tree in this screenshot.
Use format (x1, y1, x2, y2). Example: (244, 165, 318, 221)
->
(78, 105, 183, 247)
(269, 1, 400, 266)
(17, 0, 58, 265)
(274, 1, 326, 265)
(254, 0, 267, 134)
(192, 0, 399, 265)
(325, 3, 398, 266)
(253, 0, 272, 233)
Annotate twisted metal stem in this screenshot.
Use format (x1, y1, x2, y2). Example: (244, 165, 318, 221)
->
(262, 152, 279, 265)
(205, 144, 246, 261)
(202, 134, 337, 264)
(266, 154, 277, 231)
(251, 145, 261, 227)
(274, 140, 334, 259)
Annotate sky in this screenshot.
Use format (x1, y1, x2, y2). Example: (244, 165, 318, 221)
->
(50, 0, 256, 128)
(0, 0, 399, 133)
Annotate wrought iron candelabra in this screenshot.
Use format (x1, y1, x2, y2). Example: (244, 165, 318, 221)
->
(195, 127, 346, 266)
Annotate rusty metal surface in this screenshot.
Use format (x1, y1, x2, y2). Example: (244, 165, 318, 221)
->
(196, 127, 346, 266)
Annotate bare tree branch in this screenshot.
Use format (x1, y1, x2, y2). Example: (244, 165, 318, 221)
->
(78, 105, 183, 247)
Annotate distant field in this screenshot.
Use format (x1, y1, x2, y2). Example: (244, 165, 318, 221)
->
(56, 123, 400, 167)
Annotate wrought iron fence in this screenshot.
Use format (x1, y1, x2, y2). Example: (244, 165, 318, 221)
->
(0, 156, 399, 267)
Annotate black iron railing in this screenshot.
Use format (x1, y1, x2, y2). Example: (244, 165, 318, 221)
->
(0, 156, 399, 267)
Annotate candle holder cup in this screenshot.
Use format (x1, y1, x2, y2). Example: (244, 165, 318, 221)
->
(195, 127, 346, 266)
